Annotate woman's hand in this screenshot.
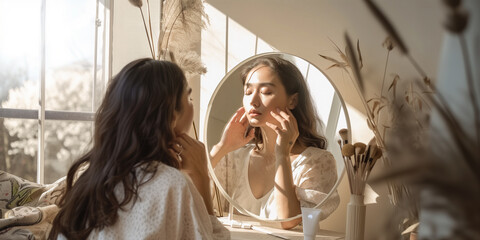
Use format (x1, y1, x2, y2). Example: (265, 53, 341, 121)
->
(217, 107, 255, 152)
(170, 134, 214, 214)
(266, 108, 299, 156)
(171, 134, 209, 179)
(210, 107, 255, 167)
(267, 108, 302, 227)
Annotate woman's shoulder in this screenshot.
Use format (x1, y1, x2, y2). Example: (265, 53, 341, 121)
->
(140, 163, 190, 195)
(303, 147, 334, 159)
(154, 163, 188, 182)
(291, 147, 335, 167)
(292, 147, 337, 174)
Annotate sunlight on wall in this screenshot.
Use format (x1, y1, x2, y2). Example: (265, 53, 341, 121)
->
(199, 4, 275, 140)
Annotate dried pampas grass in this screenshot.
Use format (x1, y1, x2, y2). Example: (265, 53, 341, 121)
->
(374, 81, 480, 239)
(128, 0, 143, 8)
(174, 50, 207, 75)
(363, 0, 408, 54)
(320, 0, 479, 239)
(130, 0, 208, 78)
(158, 0, 208, 60)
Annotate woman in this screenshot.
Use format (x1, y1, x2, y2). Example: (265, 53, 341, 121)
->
(210, 56, 340, 229)
(49, 59, 229, 239)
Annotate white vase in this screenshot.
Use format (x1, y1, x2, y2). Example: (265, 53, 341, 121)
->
(345, 194, 366, 240)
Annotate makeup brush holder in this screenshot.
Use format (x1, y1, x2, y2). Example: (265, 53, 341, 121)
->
(345, 194, 366, 240)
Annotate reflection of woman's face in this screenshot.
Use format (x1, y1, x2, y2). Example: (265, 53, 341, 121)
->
(243, 65, 290, 127)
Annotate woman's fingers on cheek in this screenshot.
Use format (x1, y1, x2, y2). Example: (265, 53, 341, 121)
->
(239, 112, 248, 124)
(270, 109, 280, 118)
(285, 108, 297, 124)
(278, 108, 290, 119)
(272, 108, 291, 125)
(286, 108, 293, 115)
(238, 107, 246, 115)
(274, 112, 288, 129)
(266, 121, 282, 134)
(270, 110, 285, 125)
(265, 121, 277, 131)
(233, 107, 245, 121)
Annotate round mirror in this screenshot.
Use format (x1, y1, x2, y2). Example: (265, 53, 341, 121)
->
(205, 52, 351, 222)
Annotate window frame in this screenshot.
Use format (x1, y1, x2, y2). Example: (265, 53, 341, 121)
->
(0, 0, 113, 184)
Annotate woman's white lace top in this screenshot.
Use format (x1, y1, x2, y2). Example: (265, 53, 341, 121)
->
(214, 145, 339, 220)
(84, 163, 230, 240)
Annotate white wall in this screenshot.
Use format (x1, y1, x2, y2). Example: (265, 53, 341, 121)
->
(111, 1, 200, 138)
(204, 0, 445, 238)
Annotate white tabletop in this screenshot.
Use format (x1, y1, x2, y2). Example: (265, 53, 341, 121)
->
(218, 215, 344, 240)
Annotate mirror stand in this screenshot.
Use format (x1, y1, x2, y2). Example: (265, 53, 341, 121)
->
(216, 203, 249, 229)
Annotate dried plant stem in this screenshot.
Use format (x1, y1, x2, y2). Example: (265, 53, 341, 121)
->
(146, 0, 155, 58)
(381, 51, 390, 98)
(459, 35, 480, 146)
(139, 8, 155, 58)
(344, 34, 388, 153)
(406, 54, 428, 82)
(377, 50, 391, 127)
(364, 0, 408, 54)
(344, 33, 402, 202)
(192, 121, 198, 140)
(346, 69, 387, 151)
(159, 0, 179, 58)
(364, 0, 431, 89)
(343, 56, 399, 200)
(162, 10, 183, 59)
(345, 33, 364, 94)
(158, 0, 164, 58)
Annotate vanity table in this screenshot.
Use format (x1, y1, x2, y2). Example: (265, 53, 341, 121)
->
(219, 214, 344, 240)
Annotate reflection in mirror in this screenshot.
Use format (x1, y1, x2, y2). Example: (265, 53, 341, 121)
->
(205, 53, 350, 223)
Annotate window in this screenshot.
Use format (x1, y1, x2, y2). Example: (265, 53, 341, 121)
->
(0, 0, 111, 184)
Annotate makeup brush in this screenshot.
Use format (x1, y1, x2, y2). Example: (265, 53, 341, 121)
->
(341, 143, 355, 158)
(355, 137, 373, 179)
(373, 148, 383, 160)
(353, 142, 367, 170)
(368, 137, 378, 149)
(342, 137, 383, 195)
(339, 128, 349, 145)
(362, 137, 382, 180)
(363, 148, 382, 182)
(369, 148, 383, 171)
(353, 142, 367, 155)
(337, 139, 342, 149)
(367, 138, 378, 162)
(341, 143, 355, 193)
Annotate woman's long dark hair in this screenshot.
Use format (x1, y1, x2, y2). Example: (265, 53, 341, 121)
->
(241, 56, 327, 150)
(49, 59, 186, 239)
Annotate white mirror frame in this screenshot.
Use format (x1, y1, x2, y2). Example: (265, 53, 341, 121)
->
(204, 52, 352, 222)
